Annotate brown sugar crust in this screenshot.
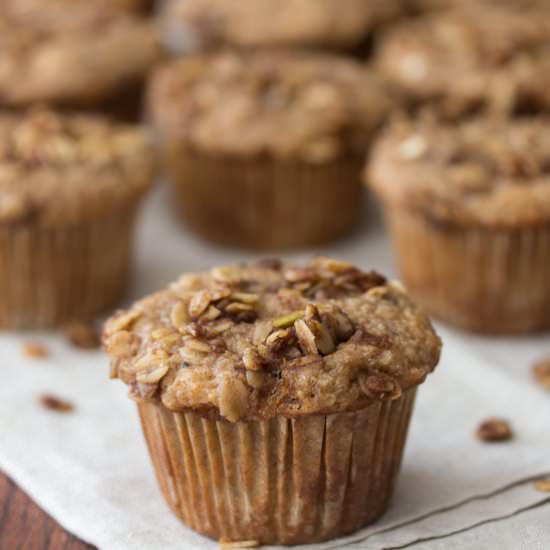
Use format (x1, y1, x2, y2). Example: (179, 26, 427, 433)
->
(103, 258, 441, 422)
(0, 109, 155, 225)
(148, 50, 392, 162)
(0, 15, 160, 108)
(162, 0, 401, 50)
(375, 7, 550, 116)
(368, 115, 550, 227)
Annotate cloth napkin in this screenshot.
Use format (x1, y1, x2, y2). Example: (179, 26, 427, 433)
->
(0, 188, 549, 549)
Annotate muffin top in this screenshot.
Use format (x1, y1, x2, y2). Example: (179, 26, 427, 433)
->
(368, 115, 550, 226)
(0, 14, 160, 108)
(0, 109, 155, 225)
(409, 0, 550, 13)
(148, 50, 392, 162)
(161, 0, 401, 52)
(375, 7, 550, 117)
(103, 258, 441, 422)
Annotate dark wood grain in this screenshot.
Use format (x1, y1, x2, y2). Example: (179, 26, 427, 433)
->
(0, 471, 95, 550)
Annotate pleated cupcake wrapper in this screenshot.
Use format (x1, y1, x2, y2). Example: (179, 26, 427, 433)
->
(0, 203, 140, 328)
(385, 205, 550, 333)
(137, 388, 416, 545)
(164, 147, 363, 250)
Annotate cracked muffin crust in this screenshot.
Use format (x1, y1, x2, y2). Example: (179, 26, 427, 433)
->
(104, 257, 441, 422)
(0, 109, 154, 225)
(0, 12, 160, 112)
(161, 0, 402, 52)
(375, 6, 550, 117)
(368, 115, 550, 227)
(149, 49, 392, 162)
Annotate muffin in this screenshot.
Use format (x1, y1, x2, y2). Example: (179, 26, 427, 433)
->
(375, 6, 550, 118)
(368, 115, 550, 333)
(148, 50, 392, 249)
(0, 108, 155, 328)
(160, 0, 402, 54)
(0, 9, 161, 120)
(103, 257, 441, 545)
(408, 0, 550, 13)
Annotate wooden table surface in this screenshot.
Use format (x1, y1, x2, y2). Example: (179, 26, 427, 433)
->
(0, 471, 93, 550)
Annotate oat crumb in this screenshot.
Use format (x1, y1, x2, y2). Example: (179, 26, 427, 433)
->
(64, 321, 100, 350)
(39, 394, 74, 413)
(476, 418, 513, 443)
(532, 357, 550, 390)
(22, 342, 49, 359)
(534, 479, 550, 493)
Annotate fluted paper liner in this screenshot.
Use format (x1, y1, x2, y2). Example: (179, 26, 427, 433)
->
(0, 202, 140, 328)
(385, 205, 550, 333)
(164, 148, 363, 250)
(137, 388, 416, 545)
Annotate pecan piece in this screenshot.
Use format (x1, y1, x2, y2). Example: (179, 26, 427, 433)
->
(39, 394, 74, 413)
(532, 357, 550, 390)
(476, 418, 513, 443)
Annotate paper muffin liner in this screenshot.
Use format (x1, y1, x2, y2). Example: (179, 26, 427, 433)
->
(163, 148, 363, 249)
(384, 205, 550, 333)
(137, 388, 416, 545)
(0, 201, 141, 328)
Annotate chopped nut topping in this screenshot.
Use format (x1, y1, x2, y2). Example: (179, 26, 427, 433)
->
(63, 322, 99, 350)
(534, 479, 550, 493)
(358, 372, 402, 400)
(295, 319, 318, 355)
(532, 357, 550, 390)
(22, 342, 49, 359)
(39, 394, 74, 413)
(273, 310, 304, 329)
(476, 418, 513, 443)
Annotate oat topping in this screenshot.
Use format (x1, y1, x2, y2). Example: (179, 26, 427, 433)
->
(368, 115, 550, 226)
(63, 322, 100, 350)
(22, 342, 49, 359)
(375, 6, 550, 116)
(148, 50, 392, 162)
(39, 393, 74, 413)
(0, 109, 155, 224)
(476, 418, 514, 443)
(103, 258, 441, 422)
(532, 357, 550, 390)
(162, 0, 401, 51)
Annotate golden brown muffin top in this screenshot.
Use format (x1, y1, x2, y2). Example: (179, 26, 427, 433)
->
(103, 258, 441, 422)
(161, 0, 402, 51)
(375, 6, 550, 117)
(148, 50, 392, 162)
(409, 0, 550, 13)
(0, 15, 160, 108)
(368, 115, 550, 227)
(0, 109, 155, 225)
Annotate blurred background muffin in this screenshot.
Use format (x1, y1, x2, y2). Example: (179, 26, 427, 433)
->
(374, 5, 550, 118)
(0, 1, 161, 120)
(148, 49, 393, 249)
(0, 108, 155, 328)
(367, 113, 550, 334)
(160, 0, 403, 55)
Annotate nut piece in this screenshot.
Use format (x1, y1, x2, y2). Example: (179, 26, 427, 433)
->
(219, 540, 260, 549)
(476, 418, 513, 443)
(532, 358, 550, 390)
(534, 479, 550, 493)
(294, 319, 318, 356)
(219, 378, 249, 422)
(22, 342, 49, 359)
(39, 394, 74, 413)
(273, 310, 304, 329)
(358, 372, 402, 400)
(63, 322, 99, 350)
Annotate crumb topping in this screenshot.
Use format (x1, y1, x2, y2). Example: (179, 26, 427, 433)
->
(0, 109, 155, 224)
(161, 0, 401, 50)
(375, 7, 550, 116)
(368, 115, 550, 226)
(103, 258, 441, 422)
(148, 50, 392, 162)
(0, 14, 160, 107)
